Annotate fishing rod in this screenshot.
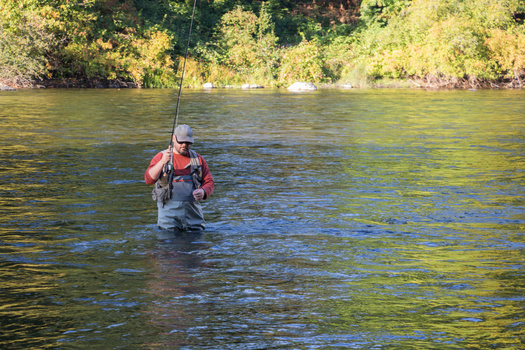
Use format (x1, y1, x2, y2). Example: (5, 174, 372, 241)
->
(162, 0, 198, 178)
(168, 0, 198, 149)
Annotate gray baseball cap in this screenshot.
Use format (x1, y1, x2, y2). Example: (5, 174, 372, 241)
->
(174, 124, 194, 143)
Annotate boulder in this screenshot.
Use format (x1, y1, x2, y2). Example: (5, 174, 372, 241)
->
(287, 82, 317, 91)
(242, 84, 264, 89)
(342, 83, 353, 89)
(203, 82, 215, 89)
(1, 85, 16, 91)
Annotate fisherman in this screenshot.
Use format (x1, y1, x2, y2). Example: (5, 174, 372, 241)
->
(145, 124, 214, 231)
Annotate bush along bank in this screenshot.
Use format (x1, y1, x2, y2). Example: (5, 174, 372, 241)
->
(1, 0, 524, 89)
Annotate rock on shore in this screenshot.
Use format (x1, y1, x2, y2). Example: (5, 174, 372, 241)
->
(242, 84, 264, 89)
(287, 82, 317, 91)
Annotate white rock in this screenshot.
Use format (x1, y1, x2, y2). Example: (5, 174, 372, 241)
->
(203, 83, 215, 89)
(287, 82, 317, 91)
(242, 84, 264, 89)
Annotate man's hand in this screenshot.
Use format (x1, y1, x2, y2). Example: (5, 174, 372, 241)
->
(161, 146, 172, 164)
(193, 188, 205, 201)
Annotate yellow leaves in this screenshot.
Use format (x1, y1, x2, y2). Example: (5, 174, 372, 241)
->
(215, 4, 278, 82)
(277, 40, 325, 84)
(485, 28, 525, 74)
(58, 25, 175, 86)
(366, 49, 405, 78)
(464, 58, 493, 79)
(0, 4, 54, 86)
(0, 0, 177, 87)
(95, 38, 113, 50)
(122, 29, 175, 86)
(134, 30, 174, 71)
(357, 0, 525, 82)
(143, 31, 172, 58)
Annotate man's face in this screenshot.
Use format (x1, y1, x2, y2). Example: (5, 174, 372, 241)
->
(173, 137, 192, 156)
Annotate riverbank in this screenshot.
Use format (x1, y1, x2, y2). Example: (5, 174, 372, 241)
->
(2, 76, 523, 91)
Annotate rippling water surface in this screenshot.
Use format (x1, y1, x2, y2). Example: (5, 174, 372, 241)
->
(0, 88, 524, 349)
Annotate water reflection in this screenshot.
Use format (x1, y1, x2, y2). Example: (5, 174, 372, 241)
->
(0, 88, 524, 349)
(142, 231, 209, 348)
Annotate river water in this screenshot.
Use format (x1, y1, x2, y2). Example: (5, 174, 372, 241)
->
(0, 88, 524, 349)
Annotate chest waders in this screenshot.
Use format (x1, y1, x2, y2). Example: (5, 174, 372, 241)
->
(156, 150, 204, 231)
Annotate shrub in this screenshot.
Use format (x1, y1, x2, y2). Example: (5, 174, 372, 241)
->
(214, 4, 279, 85)
(0, 0, 176, 87)
(485, 27, 525, 80)
(322, 35, 354, 83)
(277, 40, 325, 85)
(0, 4, 53, 86)
(354, 0, 525, 85)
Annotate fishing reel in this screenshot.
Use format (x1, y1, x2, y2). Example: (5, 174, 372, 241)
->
(162, 163, 173, 175)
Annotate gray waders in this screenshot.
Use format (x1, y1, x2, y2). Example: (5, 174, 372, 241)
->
(153, 150, 204, 231)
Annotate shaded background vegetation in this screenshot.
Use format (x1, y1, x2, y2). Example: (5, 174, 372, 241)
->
(1, 0, 524, 88)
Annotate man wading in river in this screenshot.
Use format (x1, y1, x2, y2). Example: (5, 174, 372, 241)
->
(145, 125, 214, 231)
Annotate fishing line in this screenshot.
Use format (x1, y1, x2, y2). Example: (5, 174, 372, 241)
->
(169, 0, 198, 147)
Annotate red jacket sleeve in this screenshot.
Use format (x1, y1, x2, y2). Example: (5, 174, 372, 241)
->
(144, 152, 163, 185)
(198, 155, 214, 199)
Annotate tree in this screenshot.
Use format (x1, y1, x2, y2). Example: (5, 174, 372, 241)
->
(214, 4, 279, 84)
(0, 1, 53, 86)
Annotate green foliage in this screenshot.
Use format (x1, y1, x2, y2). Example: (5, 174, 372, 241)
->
(277, 40, 325, 84)
(1, 0, 524, 88)
(360, 0, 410, 27)
(213, 4, 279, 84)
(46, 0, 176, 86)
(355, 0, 525, 85)
(0, 1, 53, 86)
(340, 60, 373, 87)
(486, 26, 525, 78)
(0, 0, 176, 87)
(187, 3, 353, 87)
(322, 35, 354, 83)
